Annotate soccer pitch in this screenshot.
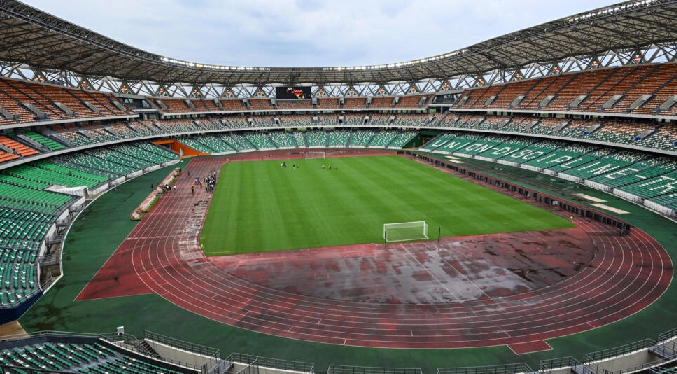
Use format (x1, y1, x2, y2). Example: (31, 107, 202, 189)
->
(200, 155, 574, 255)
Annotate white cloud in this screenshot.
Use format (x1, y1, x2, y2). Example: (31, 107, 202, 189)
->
(21, 0, 618, 67)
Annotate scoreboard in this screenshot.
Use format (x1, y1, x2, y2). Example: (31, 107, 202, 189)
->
(276, 86, 311, 99)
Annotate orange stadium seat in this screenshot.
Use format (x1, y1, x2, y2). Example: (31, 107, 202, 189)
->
(316, 97, 339, 109)
(0, 136, 38, 157)
(343, 97, 367, 109)
(219, 99, 246, 111)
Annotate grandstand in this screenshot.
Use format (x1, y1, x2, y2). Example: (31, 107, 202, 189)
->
(0, 0, 674, 374)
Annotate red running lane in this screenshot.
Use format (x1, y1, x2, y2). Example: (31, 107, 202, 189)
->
(78, 156, 673, 351)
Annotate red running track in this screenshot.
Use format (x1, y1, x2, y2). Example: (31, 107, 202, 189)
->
(78, 156, 673, 354)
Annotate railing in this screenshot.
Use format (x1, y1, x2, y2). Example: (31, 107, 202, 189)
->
(0, 329, 99, 341)
(328, 365, 422, 374)
(540, 357, 581, 372)
(437, 364, 533, 374)
(235, 358, 259, 374)
(228, 352, 314, 373)
(5, 327, 677, 374)
(585, 339, 656, 363)
(144, 330, 220, 359)
(598, 357, 676, 374)
(658, 328, 677, 343)
(100, 333, 205, 371)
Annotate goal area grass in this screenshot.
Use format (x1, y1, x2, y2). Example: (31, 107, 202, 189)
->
(200, 155, 574, 256)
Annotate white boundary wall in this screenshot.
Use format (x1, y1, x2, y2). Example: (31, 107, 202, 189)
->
(56, 209, 70, 225)
(71, 196, 86, 211)
(46, 185, 88, 196)
(91, 183, 109, 195)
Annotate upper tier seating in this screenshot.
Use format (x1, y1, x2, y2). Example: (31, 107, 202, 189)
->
(220, 99, 246, 111)
(397, 95, 428, 108)
(25, 82, 99, 119)
(191, 99, 209, 112)
(70, 90, 129, 117)
(461, 84, 505, 109)
(453, 63, 677, 114)
(547, 69, 615, 111)
(249, 99, 274, 111)
(486, 80, 540, 110)
(200, 99, 221, 112)
(371, 97, 392, 109)
(158, 98, 192, 113)
(0, 80, 67, 120)
(517, 75, 574, 110)
(316, 98, 339, 109)
(0, 78, 131, 125)
(343, 98, 366, 109)
(607, 64, 677, 113)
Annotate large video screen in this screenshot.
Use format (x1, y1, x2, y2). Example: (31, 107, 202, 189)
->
(276, 86, 312, 99)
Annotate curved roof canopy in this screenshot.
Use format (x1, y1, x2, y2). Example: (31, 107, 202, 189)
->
(0, 0, 677, 86)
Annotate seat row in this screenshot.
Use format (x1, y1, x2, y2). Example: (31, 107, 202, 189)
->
(0, 341, 189, 374)
(422, 132, 677, 209)
(0, 78, 130, 125)
(453, 63, 677, 115)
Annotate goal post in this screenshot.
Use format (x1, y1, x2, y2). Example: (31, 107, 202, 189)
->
(383, 221, 429, 243)
(304, 151, 326, 159)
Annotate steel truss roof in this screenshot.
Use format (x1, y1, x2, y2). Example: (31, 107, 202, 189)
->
(1, 0, 677, 97)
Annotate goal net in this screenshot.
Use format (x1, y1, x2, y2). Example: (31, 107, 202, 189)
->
(383, 221, 429, 243)
(304, 151, 326, 159)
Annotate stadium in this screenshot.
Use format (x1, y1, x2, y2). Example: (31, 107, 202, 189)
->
(0, 0, 674, 373)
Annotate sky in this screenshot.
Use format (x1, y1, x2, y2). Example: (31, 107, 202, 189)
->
(22, 0, 620, 68)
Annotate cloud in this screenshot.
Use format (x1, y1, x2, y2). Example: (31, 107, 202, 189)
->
(21, 0, 618, 67)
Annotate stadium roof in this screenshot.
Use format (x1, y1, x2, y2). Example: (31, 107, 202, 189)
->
(1, 0, 677, 87)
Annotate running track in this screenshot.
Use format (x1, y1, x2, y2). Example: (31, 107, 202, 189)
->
(78, 156, 673, 354)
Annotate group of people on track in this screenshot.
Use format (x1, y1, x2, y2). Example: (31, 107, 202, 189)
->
(193, 171, 218, 194)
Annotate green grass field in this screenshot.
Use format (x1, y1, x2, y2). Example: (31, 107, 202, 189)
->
(200, 156, 574, 255)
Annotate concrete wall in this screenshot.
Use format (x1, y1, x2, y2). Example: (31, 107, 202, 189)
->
(229, 362, 309, 374)
(145, 339, 216, 370)
(56, 209, 70, 225)
(589, 350, 657, 373)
